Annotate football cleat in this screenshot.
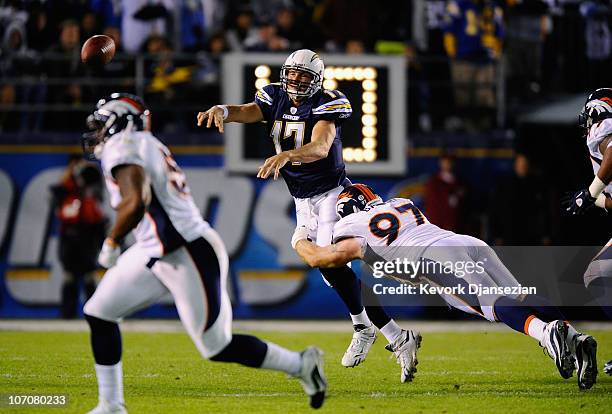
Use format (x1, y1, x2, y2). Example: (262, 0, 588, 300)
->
(541, 320, 574, 379)
(341, 324, 376, 367)
(385, 329, 422, 383)
(573, 334, 598, 390)
(296, 346, 327, 409)
(604, 360, 612, 376)
(86, 399, 127, 414)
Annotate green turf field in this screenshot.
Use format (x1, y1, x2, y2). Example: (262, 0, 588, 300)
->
(0, 329, 610, 413)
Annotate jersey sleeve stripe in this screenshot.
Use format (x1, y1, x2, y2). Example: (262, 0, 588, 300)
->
(312, 107, 352, 115)
(312, 98, 351, 112)
(255, 90, 273, 105)
(323, 104, 352, 111)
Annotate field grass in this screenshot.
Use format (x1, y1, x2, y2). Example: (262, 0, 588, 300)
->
(0, 328, 611, 413)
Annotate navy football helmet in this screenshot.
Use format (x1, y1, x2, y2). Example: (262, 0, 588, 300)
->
(579, 87, 612, 130)
(336, 184, 382, 219)
(82, 93, 150, 159)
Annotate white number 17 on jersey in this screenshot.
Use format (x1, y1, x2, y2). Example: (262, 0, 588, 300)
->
(270, 121, 305, 165)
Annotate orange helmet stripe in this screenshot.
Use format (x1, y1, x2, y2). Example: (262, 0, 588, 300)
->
(119, 97, 145, 112)
(353, 184, 376, 201)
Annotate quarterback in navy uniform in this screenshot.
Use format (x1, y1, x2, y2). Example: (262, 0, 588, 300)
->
(198, 50, 412, 376)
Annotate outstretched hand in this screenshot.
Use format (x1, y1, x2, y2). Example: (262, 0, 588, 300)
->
(196, 106, 225, 133)
(257, 152, 291, 180)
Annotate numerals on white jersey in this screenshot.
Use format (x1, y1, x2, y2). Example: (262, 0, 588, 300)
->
(270, 121, 306, 165)
(160, 148, 189, 195)
(368, 201, 425, 246)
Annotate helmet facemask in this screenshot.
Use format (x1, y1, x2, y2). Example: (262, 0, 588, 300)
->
(281, 66, 321, 101)
(82, 113, 112, 160)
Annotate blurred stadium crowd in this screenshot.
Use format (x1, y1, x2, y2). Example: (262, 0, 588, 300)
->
(1, 0, 610, 133)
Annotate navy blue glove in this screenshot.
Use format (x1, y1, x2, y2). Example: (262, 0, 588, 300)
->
(562, 189, 596, 215)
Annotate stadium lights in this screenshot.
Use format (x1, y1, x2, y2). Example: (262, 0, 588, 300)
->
(362, 80, 377, 91)
(353, 67, 364, 80)
(361, 115, 377, 127)
(324, 66, 379, 163)
(362, 103, 377, 114)
(362, 126, 377, 138)
(254, 65, 271, 78)
(362, 91, 377, 103)
(363, 149, 376, 162)
(363, 67, 377, 80)
(254, 65, 271, 91)
(343, 147, 354, 162)
(362, 137, 377, 149)
(322, 79, 338, 90)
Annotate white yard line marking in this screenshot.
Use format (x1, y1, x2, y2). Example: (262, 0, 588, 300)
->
(0, 320, 610, 333)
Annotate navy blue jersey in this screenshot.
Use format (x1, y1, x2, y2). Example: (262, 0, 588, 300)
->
(254, 83, 352, 198)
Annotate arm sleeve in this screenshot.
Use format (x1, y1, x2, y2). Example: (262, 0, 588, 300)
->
(254, 83, 276, 122)
(312, 90, 352, 125)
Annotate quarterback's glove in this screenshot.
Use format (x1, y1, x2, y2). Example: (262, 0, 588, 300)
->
(98, 238, 121, 268)
(291, 226, 310, 249)
(562, 189, 596, 216)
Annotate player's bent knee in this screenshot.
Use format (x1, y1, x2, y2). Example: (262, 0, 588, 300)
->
(83, 298, 121, 324)
(207, 334, 234, 361)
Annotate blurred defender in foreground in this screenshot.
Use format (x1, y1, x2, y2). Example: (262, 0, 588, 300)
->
(294, 183, 599, 390)
(81, 93, 326, 413)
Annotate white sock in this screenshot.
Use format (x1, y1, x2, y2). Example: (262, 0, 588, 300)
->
(380, 320, 403, 343)
(94, 362, 124, 405)
(526, 316, 546, 343)
(350, 308, 372, 328)
(261, 342, 302, 376)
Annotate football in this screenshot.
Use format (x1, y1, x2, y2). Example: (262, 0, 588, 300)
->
(81, 35, 116, 66)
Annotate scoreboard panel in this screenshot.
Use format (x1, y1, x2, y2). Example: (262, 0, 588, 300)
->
(222, 53, 406, 175)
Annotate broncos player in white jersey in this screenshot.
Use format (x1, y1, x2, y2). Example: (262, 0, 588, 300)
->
(197, 50, 409, 375)
(293, 184, 599, 389)
(81, 93, 327, 413)
(562, 87, 612, 376)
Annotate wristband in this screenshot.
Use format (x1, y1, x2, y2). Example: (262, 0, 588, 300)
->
(595, 193, 607, 209)
(588, 175, 606, 198)
(217, 105, 229, 120)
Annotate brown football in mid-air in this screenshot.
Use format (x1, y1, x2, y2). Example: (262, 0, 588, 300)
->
(81, 35, 116, 66)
